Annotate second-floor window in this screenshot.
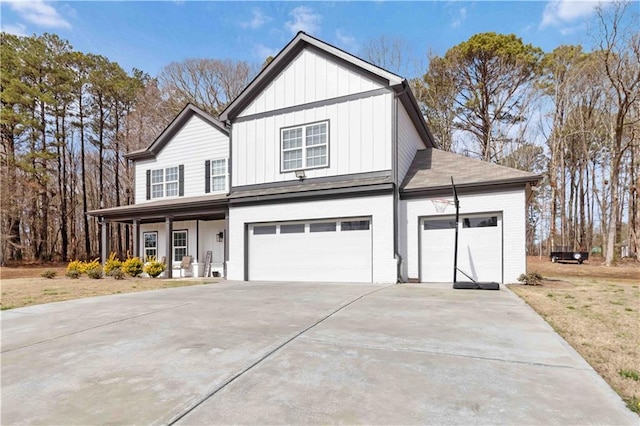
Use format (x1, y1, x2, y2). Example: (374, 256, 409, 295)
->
(147, 165, 183, 200)
(281, 121, 328, 172)
(205, 158, 228, 193)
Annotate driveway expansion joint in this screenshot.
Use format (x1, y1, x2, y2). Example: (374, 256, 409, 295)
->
(166, 283, 396, 425)
(297, 336, 595, 372)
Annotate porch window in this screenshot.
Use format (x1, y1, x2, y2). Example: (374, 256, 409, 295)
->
(143, 232, 157, 261)
(281, 121, 328, 172)
(173, 230, 188, 261)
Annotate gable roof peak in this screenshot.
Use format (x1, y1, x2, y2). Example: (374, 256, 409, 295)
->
(125, 103, 228, 161)
(219, 32, 405, 121)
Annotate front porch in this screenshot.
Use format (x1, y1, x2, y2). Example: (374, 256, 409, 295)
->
(88, 194, 228, 278)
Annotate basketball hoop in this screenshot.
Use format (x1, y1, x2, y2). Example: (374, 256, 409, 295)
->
(431, 198, 454, 213)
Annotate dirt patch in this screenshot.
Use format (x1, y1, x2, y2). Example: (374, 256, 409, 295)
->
(1, 273, 221, 310)
(510, 263, 640, 414)
(0, 264, 68, 280)
(527, 256, 639, 281)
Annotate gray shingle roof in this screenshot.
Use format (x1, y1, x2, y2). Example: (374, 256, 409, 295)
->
(401, 149, 540, 192)
(87, 193, 228, 221)
(230, 175, 392, 200)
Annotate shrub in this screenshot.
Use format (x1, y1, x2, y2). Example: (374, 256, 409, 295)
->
(143, 259, 166, 278)
(83, 259, 101, 273)
(122, 256, 144, 277)
(67, 260, 84, 275)
(86, 266, 103, 279)
(518, 272, 543, 285)
(41, 269, 57, 279)
(66, 269, 81, 279)
(110, 268, 125, 280)
(104, 252, 123, 276)
(67, 258, 100, 275)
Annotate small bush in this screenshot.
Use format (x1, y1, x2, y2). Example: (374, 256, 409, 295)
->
(86, 266, 103, 279)
(143, 259, 166, 278)
(110, 268, 125, 280)
(67, 260, 83, 275)
(66, 269, 80, 279)
(122, 256, 144, 277)
(41, 269, 57, 279)
(104, 252, 123, 276)
(518, 272, 543, 285)
(67, 258, 100, 275)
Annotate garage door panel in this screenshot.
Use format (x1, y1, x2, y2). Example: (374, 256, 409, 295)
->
(458, 226, 502, 282)
(421, 228, 455, 282)
(420, 214, 502, 283)
(249, 219, 372, 282)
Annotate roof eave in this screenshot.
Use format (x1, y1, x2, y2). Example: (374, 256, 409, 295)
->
(396, 80, 438, 149)
(400, 175, 542, 198)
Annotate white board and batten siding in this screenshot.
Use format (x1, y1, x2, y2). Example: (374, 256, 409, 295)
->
(396, 103, 427, 184)
(134, 115, 229, 203)
(401, 188, 527, 284)
(227, 194, 397, 283)
(238, 49, 385, 118)
(232, 92, 393, 187)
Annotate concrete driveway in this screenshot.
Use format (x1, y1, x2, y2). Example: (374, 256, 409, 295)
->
(1, 281, 635, 425)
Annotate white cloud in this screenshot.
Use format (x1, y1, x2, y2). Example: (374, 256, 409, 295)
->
(4, 0, 71, 29)
(254, 43, 278, 61)
(540, 0, 605, 29)
(335, 29, 357, 52)
(240, 9, 269, 30)
(451, 7, 467, 29)
(285, 6, 322, 35)
(2, 22, 27, 36)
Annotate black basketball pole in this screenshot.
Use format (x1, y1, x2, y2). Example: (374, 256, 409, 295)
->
(452, 176, 460, 284)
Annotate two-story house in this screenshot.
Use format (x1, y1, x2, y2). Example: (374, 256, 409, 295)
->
(90, 32, 539, 283)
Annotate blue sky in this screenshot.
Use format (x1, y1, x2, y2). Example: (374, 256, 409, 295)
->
(0, 1, 626, 77)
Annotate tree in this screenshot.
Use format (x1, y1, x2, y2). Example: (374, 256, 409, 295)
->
(158, 58, 255, 116)
(436, 32, 543, 162)
(414, 52, 459, 151)
(595, 1, 640, 265)
(359, 36, 412, 75)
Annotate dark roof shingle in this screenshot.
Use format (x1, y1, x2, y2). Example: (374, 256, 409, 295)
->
(401, 149, 540, 192)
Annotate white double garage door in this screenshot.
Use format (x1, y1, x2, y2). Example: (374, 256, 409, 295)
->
(248, 217, 372, 282)
(420, 213, 503, 283)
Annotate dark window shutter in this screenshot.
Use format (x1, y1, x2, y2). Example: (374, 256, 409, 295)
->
(146, 170, 151, 200)
(205, 160, 211, 193)
(178, 165, 184, 196)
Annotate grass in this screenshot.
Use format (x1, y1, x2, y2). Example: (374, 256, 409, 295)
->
(0, 272, 220, 310)
(510, 257, 640, 415)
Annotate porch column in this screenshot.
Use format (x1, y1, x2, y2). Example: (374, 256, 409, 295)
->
(224, 209, 229, 278)
(165, 217, 173, 278)
(101, 218, 107, 266)
(132, 219, 139, 258)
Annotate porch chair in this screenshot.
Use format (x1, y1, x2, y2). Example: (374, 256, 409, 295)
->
(176, 255, 193, 278)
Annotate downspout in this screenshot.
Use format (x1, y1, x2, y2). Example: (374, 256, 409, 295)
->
(393, 84, 409, 283)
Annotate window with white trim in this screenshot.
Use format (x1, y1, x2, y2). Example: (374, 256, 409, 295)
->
(211, 159, 227, 192)
(281, 121, 328, 171)
(150, 166, 179, 199)
(143, 232, 157, 261)
(173, 230, 187, 261)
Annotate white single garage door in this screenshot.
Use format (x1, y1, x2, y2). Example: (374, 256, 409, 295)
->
(420, 214, 502, 283)
(248, 217, 372, 282)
